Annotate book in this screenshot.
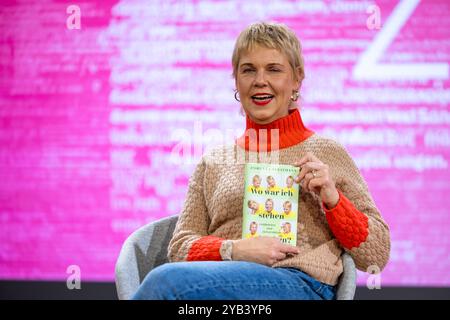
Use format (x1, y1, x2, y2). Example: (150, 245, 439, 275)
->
(242, 163, 300, 246)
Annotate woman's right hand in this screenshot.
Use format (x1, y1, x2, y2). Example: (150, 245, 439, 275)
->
(232, 237, 300, 266)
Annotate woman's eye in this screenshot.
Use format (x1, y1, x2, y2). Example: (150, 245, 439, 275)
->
(242, 69, 254, 73)
(269, 68, 281, 72)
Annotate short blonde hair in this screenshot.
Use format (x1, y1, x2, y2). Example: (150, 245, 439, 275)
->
(232, 22, 305, 84)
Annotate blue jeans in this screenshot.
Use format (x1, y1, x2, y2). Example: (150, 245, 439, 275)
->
(132, 261, 335, 300)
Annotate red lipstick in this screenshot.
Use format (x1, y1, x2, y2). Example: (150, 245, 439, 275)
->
(251, 93, 274, 106)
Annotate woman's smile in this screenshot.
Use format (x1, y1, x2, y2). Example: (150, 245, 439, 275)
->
(251, 93, 274, 106)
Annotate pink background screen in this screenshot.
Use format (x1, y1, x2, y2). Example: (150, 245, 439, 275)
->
(0, 0, 449, 286)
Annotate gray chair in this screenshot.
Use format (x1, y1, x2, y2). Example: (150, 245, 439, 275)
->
(115, 215, 357, 300)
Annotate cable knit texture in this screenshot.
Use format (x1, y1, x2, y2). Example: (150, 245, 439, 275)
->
(324, 190, 369, 250)
(187, 235, 224, 261)
(236, 108, 314, 152)
(168, 110, 390, 286)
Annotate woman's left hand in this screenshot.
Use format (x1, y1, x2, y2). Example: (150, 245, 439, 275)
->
(294, 152, 340, 209)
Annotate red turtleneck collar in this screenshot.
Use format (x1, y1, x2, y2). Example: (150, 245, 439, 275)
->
(236, 108, 314, 152)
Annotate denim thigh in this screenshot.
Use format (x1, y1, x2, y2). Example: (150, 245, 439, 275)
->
(132, 261, 335, 300)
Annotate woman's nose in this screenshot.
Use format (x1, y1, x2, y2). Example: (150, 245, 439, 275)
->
(254, 70, 267, 86)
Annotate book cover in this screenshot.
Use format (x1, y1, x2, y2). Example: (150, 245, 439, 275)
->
(242, 163, 300, 245)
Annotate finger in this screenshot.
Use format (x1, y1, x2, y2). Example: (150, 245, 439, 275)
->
(268, 259, 278, 266)
(295, 162, 323, 183)
(294, 152, 323, 166)
(295, 162, 313, 183)
(304, 169, 324, 191)
(298, 167, 318, 181)
(302, 172, 315, 192)
(293, 152, 316, 167)
(307, 176, 325, 195)
(279, 245, 300, 254)
(275, 252, 287, 261)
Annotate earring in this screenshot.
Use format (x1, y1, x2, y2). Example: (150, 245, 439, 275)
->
(234, 90, 240, 102)
(290, 90, 299, 102)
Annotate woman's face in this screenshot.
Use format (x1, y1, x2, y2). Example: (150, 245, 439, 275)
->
(286, 177, 294, 188)
(265, 200, 273, 212)
(236, 45, 300, 125)
(267, 177, 276, 188)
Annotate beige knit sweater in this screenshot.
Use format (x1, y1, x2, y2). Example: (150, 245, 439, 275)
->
(167, 134, 390, 285)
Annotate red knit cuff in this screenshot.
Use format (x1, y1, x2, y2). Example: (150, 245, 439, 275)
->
(187, 236, 224, 261)
(324, 190, 369, 249)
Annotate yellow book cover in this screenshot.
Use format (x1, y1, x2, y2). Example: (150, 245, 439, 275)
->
(242, 163, 299, 245)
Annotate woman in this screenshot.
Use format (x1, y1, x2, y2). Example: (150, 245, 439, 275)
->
(282, 200, 294, 217)
(133, 22, 390, 300)
(263, 198, 278, 216)
(245, 221, 259, 239)
(266, 176, 281, 192)
(247, 200, 262, 215)
(284, 176, 295, 194)
(247, 175, 263, 192)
